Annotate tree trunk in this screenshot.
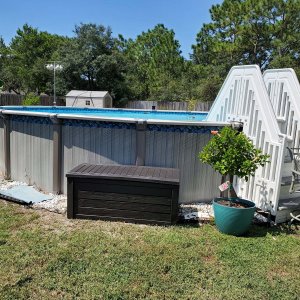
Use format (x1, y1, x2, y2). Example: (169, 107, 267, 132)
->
(229, 174, 238, 198)
(220, 175, 227, 198)
(220, 174, 238, 201)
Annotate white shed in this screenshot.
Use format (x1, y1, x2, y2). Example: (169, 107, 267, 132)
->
(66, 90, 112, 108)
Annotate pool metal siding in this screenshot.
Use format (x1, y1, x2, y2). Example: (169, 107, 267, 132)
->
(61, 123, 137, 193)
(144, 130, 220, 202)
(0, 118, 4, 176)
(10, 118, 54, 192)
(0, 108, 226, 203)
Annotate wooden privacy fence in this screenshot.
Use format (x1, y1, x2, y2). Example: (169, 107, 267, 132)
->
(39, 95, 65, 106)
(125, 100, 213, 111)
(0, 94, 23, 106)
(0, 93, 213, 111)
(0, 93, 65, 106)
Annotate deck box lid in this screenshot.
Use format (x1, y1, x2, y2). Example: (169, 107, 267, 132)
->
(66, 164, 180, 185)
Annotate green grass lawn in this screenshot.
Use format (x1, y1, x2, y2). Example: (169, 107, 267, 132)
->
(0, 200, 299, 300)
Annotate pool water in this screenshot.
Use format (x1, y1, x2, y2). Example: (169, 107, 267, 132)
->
(1, 106, 208, 122)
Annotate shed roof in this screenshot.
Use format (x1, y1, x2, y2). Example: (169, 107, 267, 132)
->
(66, 90, 109, 98)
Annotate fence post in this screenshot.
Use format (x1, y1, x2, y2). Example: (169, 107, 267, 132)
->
(0, 112, 11, 179)
(50, 115, 62, 194)
(135, 120, 147, 166)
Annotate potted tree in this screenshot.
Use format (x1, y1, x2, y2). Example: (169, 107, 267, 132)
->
(199, 125, 269, 236)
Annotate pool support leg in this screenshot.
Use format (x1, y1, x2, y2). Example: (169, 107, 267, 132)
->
(1, 113, 11, 180)
(136, 120, 147, 166)
(51, 115, 62, 194)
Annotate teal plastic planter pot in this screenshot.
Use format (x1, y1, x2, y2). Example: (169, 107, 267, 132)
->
(213, 197, 256, 236)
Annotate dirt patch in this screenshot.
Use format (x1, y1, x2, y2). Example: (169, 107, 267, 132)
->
(217, 199, 250, 208)
(267, 268, 290, 282)
(203, 255, 216, 263)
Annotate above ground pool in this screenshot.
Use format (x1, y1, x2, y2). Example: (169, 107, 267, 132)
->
(0, 106, 207, 122)
(0, 104, 224, 206)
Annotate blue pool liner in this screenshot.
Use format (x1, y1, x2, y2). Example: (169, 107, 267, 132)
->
(0, 106, 208, 122)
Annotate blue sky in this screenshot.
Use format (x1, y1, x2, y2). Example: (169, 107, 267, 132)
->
(0, 0, 222, 58)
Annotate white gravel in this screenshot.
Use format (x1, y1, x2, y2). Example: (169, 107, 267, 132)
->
(179, 203, 214, 222)
(179, 202, 270, 224)
(0, 178, 67, 215)
(33, 195, 67, 214)
(0, 178, 27, 190)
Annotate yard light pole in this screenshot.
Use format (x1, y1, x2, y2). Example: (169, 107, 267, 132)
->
(46, 62, 63, 106)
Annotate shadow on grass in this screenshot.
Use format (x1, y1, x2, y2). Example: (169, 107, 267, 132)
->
(177, 216, 215, 228)
(246, 223, 299, 238)
(176, 218, 299, 238)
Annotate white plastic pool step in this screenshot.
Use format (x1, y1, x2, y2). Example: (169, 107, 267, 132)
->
(207, 65, 285, 217)
(263, 69, 300, 222)
(263, 69, 300, 149)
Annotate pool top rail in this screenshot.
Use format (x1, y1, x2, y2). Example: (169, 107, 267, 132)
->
(0, 106, 229, 127)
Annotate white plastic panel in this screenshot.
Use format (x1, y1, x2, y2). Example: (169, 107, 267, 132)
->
(207, 65, 286, 215)
(263, 69, 300, 148)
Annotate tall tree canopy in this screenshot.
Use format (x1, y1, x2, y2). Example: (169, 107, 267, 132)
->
(124, 24, 186, 101)
(192, 0, 300, 76)
(0, 37, 7, 90)
(58, 23, 128, 102)
(0, 24, 65, 94)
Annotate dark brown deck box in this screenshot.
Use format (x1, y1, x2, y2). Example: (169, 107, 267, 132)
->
(66, 164, 179, 225)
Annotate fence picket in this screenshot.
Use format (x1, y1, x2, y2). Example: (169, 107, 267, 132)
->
(0, 94, 65, 106)
(124, 100, 213, 111)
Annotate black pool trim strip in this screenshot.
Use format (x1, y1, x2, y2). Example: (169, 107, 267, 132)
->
(7, 113, 226, 133)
